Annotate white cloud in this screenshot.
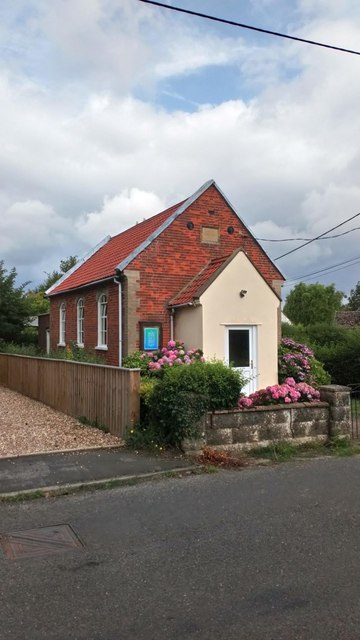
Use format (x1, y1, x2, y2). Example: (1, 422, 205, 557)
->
(76, 188, 166, 245)
(0, 0, 360, 295)
(0, 200, 68, 264)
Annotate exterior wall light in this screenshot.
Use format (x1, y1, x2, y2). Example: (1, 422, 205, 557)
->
(239, 290, 247, 298)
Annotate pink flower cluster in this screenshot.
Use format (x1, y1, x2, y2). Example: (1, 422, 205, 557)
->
(238, 377, 320, 409)
(279, 338, 315, 384)
(143, 340, 204, 373)
(281, 338, 314, 358)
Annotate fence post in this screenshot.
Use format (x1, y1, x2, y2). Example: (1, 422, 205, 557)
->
(319, 385, 351, 438)
(129, 369, 141, 427)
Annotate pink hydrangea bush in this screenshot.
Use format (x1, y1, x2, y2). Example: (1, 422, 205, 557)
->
(142, 340, 204, 374)
(278, 338, 314, 384)
(238, 377, 320, 409)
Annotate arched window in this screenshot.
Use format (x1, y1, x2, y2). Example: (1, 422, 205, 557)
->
(97, 293, 108, 348)
(59, 302, 66, 345)
(77, 298, 84, 346)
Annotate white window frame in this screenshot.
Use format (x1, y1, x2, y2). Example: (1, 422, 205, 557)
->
(96, 293, 108, 350)
(58, 302, 66, 346)
(77, 298, 85, 347)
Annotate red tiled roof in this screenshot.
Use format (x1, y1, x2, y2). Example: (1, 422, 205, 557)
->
(169, 254, 231, 306)
(49, 201, 184, 295)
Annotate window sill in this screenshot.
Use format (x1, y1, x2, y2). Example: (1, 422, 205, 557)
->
(57, 342, 66, 347)
(95, 345, 108, 351)
(77, 343, 84, 349)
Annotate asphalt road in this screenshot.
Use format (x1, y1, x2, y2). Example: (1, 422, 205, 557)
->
(1, 457, 360, 640)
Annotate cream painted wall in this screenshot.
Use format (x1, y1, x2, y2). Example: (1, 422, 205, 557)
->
(175, 304, 203, 349)
(200, 251, 280, 389)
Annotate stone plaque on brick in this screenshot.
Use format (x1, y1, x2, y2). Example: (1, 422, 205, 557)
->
(201, 226, 219, 244)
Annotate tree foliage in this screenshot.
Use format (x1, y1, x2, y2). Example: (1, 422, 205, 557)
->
(0, 261, 32, 343)
(283, 282, 344, 326)
(27, 255, 78, 316)
(347, 281, 360, 310)
(281, 321, 360, 385)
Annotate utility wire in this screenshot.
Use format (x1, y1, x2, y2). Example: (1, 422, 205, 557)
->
(283, 258, 360, 287)
(288, 254, 360, 281)
(138, 0, 360, 57)
(257, 226, 360, 242)
(273, 211, 360, 260)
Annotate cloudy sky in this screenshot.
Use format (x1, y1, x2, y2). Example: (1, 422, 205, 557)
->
(1, 0, 360, 299)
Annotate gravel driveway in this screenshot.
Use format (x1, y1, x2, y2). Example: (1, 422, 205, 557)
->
(0, 385, 122, 458)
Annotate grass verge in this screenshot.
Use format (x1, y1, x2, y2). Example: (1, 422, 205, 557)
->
(248, 438, 360, 463)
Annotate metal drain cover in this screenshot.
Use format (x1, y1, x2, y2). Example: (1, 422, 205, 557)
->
(0, 524, 84, 560)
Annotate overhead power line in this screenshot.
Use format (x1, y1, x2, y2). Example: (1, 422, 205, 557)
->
(256, 226, 360, 242)
(287, 254, 360, 281)
(138, 0, 360, 57)
(283, 259, 360, 287)
(273, 211, 360, 260)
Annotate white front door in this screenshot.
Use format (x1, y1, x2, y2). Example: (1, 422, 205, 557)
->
(225, 326, 257, 396)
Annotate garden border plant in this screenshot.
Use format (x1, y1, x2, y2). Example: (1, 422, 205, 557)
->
(126, 359, 247, 449)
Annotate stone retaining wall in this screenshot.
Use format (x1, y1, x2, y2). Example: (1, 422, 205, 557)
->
(184, 385, 351, 452)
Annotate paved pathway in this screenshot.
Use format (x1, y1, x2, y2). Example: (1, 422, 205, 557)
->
(0, 448, 191, 494)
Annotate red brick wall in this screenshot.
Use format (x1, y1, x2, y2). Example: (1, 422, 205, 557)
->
(129, 185, 282, 348)
(49, 185, 283, 361)
(50, 281, 120, 366)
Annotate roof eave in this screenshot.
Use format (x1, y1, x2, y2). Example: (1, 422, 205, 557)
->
(45, 235, 112, 296)
(47, 275, 114, 297)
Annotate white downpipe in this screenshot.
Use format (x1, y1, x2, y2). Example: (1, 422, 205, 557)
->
(116, 280, 122, 367)
(170, 310, 174, 342)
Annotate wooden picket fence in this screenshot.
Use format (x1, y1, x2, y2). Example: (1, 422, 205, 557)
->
(0, 354, 140, 438)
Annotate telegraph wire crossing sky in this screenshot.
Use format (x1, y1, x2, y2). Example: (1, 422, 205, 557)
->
(0, 0, 360, 296)
(139, 0, 360, 57)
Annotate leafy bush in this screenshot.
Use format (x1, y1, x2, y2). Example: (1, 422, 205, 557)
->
(315, 330, 360, 385)
(145, 361, 246, 447)
(125, 422, 164, 451)
(203, 360, 245, 410)
(282, 323, 360, 385)
(278, 337, 330, 386)
(0, 341, 40, 357)
(139, 378, 158, 426)
(239, 377, 320, 408)
(0, 340, 104, 364)
(122, 351, 151, 375)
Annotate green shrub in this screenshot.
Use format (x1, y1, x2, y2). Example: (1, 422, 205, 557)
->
(304, 323, 348, 347)
(0, 340, 104, 364)
(315, 330, 360, 385)
(203, 360, 245, 410)
(139, 378, 158, 426)
(146, 361, 245, 447)
(281, 322, 360, 385)
(0, 341, 40, 357)
(281, 322, 309, 344)
(122, 351, 150, 375)
(309, 357, 331, 386)
(125, 422, 164, 450)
